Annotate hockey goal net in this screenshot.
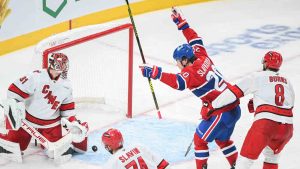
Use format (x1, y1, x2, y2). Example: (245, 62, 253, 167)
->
(34, 23, 134, 118)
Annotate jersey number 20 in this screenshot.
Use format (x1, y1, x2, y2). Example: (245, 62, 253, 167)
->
(275, 84, 285, 106)
(206, 65, 226, 91)
(125, 156, 149, 169)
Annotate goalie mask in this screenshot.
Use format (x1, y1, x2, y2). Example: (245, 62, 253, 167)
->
(102, 128, 123, 154)
(48, 53, 69, 79)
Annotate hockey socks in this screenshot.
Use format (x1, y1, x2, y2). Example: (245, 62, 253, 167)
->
(263, 162, 278, 169)
(216, 140, 238, 167)
(194, 134, 209, 169)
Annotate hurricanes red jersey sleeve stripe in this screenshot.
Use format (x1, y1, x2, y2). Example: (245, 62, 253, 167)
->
(8, 83, 30, 99)
(60, 102, 75, 111)
(255, 104, 293, 117)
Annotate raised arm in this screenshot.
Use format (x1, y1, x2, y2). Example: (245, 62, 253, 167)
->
(171, 7, 209, 59)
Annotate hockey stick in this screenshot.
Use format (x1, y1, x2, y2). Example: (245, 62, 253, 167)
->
(184, 138, 194, 157)
(21, 119, 73, 162)
(125, 0, 162, 119)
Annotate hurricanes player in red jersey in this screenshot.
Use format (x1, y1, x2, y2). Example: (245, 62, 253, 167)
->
(211, 51, 294, 169)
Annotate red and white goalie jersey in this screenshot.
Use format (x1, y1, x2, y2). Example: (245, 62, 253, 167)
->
(7, 69, 75, 128)
(104, 145, 170, 169)
(213, 70, 295, 124)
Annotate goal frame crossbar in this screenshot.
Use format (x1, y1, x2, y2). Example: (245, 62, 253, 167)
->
(42, 23, 134, 118)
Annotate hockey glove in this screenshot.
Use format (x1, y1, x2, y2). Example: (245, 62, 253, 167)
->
(200, 100, 214, 120)
(62, 116, 89, 143)
(171, 7, 189, 30)
(139, 64, 162, 80)
(247, 99, 255, 113)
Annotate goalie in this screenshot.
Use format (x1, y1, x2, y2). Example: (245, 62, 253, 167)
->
(0, 53, 89, 162)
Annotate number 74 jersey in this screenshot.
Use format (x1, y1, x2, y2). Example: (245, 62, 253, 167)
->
(104, 145, 170, 169)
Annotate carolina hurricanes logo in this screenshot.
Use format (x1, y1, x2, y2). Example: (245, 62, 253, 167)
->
(42, 85, 60, 110)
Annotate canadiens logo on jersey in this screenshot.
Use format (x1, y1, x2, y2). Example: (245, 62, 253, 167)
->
(42, 85, 60, 110)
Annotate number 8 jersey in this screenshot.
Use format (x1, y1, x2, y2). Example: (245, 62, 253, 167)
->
(213, 70, 295, 124)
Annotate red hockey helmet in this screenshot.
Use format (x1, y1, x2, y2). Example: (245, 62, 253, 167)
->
(102, 128, 123, 152)
(48, 53, 69, 73)
(262, 51, 283, 70)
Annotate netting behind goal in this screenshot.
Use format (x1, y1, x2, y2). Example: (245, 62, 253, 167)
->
(34, 23, 133, 118)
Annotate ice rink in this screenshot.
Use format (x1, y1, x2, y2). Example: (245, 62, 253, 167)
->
(0, 0, 300, 168)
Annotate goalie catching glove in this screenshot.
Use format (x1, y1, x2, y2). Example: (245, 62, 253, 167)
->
(139, 64, 162, 80)
(61, 116, 89, 143)
(0, 98, 25, 134)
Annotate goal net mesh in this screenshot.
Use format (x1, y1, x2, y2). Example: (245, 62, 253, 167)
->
(34, 23, 133, 118)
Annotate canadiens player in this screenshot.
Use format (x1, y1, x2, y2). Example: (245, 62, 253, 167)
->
(210, 51, 294, 169)
(0, 53, 89, 162)
(102, 128, 170, 169)
(139, 8, 240, 169)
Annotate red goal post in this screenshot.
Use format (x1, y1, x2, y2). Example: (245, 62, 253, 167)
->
(35, 23, 134, 118)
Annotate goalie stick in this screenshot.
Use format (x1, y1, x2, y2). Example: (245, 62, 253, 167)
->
(125, 0, 162, 119)
(21, 119, 73, 162)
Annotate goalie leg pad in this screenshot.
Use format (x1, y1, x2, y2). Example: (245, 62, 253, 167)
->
(0, 138, 22, 163)
(44, 132, 74, 164)
(0, 128, 32, 151)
